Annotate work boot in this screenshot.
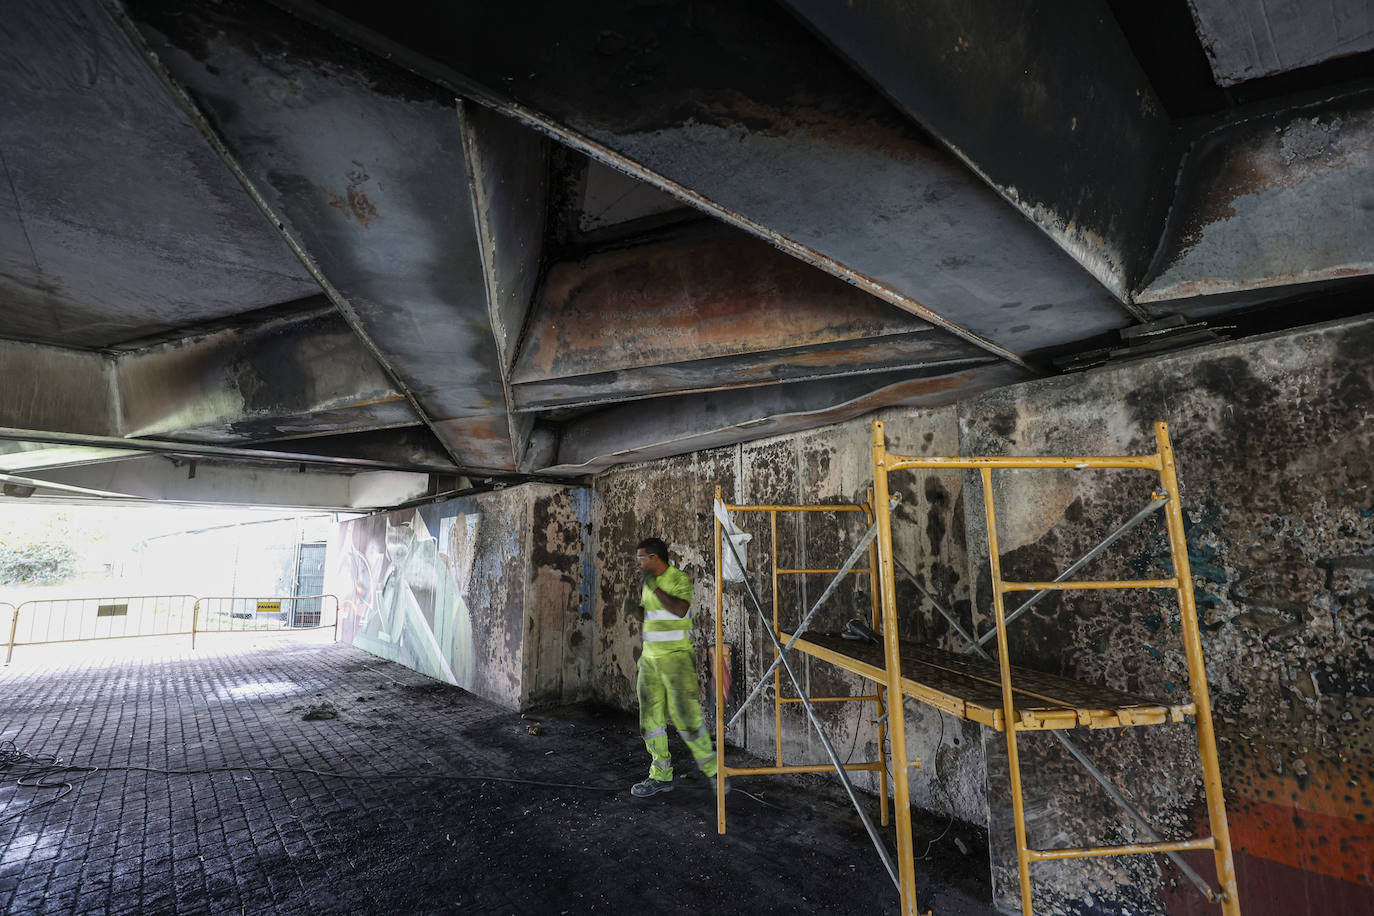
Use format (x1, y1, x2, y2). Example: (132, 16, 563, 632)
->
(631, 777, 674, 797)
(711, 775, 732, 795)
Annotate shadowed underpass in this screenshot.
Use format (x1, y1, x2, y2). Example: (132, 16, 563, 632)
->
(0, 642, 992, 915)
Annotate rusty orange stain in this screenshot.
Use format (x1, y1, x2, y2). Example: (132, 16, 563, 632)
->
(328, 166, 379, 227)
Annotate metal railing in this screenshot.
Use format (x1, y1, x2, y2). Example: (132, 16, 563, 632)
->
(3, 593, 339, 663)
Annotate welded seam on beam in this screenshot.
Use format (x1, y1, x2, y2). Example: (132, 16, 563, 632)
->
(100, 0, 472, 472)
(512, 356, 1000, 412)
(267, 0, 1038, 374)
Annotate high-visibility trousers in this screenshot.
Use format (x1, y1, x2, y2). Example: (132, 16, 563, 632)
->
(637, 646, 717, 782)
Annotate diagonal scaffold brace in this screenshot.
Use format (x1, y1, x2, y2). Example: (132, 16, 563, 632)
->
(713, 498, 901, 890)
(893, 492, 1222, 904)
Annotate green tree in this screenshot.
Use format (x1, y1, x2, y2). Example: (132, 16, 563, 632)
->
(0, 540, 78, 584)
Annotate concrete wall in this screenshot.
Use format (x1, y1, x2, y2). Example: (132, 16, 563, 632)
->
(586, 314, 1374, 915)
(964, 316, 1374, 916)
(325, 482, 592, 710)
(324, 314, 1374, 914)
(590, 409, 990, 826)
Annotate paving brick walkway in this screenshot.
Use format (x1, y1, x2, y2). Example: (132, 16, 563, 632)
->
(0, 639, 993, 915)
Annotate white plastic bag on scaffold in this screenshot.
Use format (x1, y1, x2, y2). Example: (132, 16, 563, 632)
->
(713, 498, 752, 582)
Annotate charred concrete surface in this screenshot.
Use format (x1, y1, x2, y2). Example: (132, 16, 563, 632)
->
(961, 316, 1374, 914)
(325, 482, 591, 711)
(590, 409, 990, 831)
(581, 314, 1374, 914)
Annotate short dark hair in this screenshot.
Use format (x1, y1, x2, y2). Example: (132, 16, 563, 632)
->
(637, 537, 669, 562)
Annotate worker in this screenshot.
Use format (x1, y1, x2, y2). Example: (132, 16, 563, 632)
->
(629, 537, 725, 797)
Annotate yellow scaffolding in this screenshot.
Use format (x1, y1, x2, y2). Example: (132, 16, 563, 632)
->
(710, 494, 893, 835)
(710, 419, 1241, 916)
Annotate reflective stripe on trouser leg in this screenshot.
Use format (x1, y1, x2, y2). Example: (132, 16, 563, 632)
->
(638, 656, 673, 782)
(642, 646, 717, 779)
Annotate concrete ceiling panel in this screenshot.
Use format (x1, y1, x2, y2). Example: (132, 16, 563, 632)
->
(0, 0, 320, 348)
(121, 0, 521, 471)
(1187, 0, 1374, 87)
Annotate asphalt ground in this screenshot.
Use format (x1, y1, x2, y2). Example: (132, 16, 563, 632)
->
(0, 638, 994, 915)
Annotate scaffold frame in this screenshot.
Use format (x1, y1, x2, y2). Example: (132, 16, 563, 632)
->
(708, 419, 1241, 916)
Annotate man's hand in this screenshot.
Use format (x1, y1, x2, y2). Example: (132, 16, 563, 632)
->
(640, 569, 656, 588)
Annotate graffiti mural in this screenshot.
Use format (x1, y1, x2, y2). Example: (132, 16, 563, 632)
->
(328, 506, 479, 690)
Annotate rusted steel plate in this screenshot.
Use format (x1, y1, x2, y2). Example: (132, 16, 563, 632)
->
(512, 334, 992, 410)
(124, 0, 518, 471)
(1137, 93, 1374, 305)
(513, 224, 939, 382)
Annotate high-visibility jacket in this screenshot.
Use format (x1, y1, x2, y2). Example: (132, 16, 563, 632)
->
(641, 564, 693, 657)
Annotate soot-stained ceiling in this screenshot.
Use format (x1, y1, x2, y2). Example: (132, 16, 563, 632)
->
(2, 0, 1372, 508)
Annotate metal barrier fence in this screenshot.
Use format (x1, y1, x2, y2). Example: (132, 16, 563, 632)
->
(191, 595, 340, 648)
(3, 594, 339, 663)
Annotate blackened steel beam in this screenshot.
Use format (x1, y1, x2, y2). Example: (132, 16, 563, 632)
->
(512, 223, 948, 382)
(782, 0, 1173, 305)
(456, 101, 546, 471)
(547, 362, 1031, 475)
(0, 309, 423, 448)
(511, 337, 995, 411)
(273, 0, 1143, 364)
(116, 307, 416, 443)
(114, 0, 521, 472)
(1138, 89, 1374, 305)
(0, 426, 450, 474)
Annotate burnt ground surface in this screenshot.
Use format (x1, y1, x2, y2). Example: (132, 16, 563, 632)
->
(0, 639, 994, 915)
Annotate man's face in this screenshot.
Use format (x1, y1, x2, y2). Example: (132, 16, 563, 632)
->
(636, 549, 664, 576)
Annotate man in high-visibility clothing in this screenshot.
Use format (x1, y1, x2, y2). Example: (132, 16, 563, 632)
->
(629, 537, 722, 797)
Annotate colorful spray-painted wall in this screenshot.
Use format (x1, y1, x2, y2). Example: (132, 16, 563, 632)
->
(325, 483, 593, 710)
